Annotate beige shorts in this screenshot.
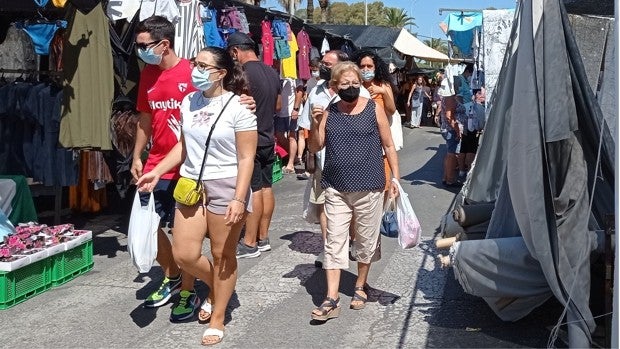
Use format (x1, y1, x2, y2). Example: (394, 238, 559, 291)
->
(175, 177, 252, 215)
(323, 187, 383, 269)
(309, 166, 325, 204)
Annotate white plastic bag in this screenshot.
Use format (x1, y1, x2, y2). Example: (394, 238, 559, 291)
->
(127, 191, 160, 273)
(389, 111, 403, 151)
(302, 174, 320, 224)
(392, 179, 421, 249)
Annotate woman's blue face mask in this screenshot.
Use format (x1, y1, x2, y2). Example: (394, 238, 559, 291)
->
(361, 70, 375, 82)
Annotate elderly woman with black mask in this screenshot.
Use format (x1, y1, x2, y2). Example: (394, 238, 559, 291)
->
(308, 61, 400, 321)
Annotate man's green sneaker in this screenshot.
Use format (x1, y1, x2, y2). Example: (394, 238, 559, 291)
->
(170, 290, 200, 322)
(143, 276, 181, 308)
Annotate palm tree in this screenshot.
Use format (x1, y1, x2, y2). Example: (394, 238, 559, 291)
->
(277, 0, 302, 14)
(306, 0, 314, 23)
(423, 38, 448, 55)
(318, 0, 329, 24)
(384, 8, 415, 28)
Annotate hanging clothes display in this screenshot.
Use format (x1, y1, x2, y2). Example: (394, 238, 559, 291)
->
(15, 20, 67, 55)
(296, 28, 311, 80)
(60, 3, 114, 150)
(201, 5, 225, 48)
(440, 12, 483, 58)
(52, 0, 67, 7)
(261, 20, 274, 66)
(219, 6, 250, 34)
(106, 0, 140, 21)
(281, 23, 297, 79)
(69, 151, 107, 213)
(0, 25, 37, 77)
(139, 0, 180, 23)
(320, 36, 330, 56)
(0, 80, 78, 186)
(174, 0, 204, 59)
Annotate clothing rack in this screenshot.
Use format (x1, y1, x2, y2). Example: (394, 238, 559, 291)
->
(0, 68, 63, 76)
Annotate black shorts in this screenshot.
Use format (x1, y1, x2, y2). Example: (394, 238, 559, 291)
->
(251, 144, 275, 191)
(139, 179, 177, 227)
(460, 132, 480, 154)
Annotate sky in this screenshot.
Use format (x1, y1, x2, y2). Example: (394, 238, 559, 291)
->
(263, 0, 518, 39)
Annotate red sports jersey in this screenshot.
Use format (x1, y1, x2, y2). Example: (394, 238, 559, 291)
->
(136, 59, 197, 179)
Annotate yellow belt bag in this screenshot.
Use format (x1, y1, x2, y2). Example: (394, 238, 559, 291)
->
(173, 94, 234, 206)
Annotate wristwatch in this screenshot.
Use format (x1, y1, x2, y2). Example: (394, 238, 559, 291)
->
(293, 107, 300, 111)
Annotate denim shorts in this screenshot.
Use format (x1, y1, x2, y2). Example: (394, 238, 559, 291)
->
(442, 130, 459, 154)
(139, 179, 177, 227)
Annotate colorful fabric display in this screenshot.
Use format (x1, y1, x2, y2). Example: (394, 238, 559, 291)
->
(296, 29, 311, 80)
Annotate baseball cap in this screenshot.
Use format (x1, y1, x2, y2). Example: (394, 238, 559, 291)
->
(227, 32, 255, 48)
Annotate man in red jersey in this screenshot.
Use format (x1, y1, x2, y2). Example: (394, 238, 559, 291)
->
(131, 15, 200, 323)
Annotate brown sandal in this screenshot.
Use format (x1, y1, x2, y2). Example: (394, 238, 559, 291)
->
(311, 297, 341, 321)
(350, 286, 367, 310)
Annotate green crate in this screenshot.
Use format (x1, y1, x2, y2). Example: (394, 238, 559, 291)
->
(272, 155, 283, 183)
(0, 257, 51, 309)
(51, 240, 94, 287)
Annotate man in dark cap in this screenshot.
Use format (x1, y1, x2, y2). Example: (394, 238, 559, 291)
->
(227, 32, 282, 258)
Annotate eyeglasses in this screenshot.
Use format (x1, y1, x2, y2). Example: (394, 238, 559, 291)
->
(319, 61, 333, 68)
(338, 82, 361, 89)
(135, 40, 163, 51)
(190, 61, 221, 72)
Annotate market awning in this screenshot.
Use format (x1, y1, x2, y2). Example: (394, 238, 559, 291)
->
(393, 28, 450, 62)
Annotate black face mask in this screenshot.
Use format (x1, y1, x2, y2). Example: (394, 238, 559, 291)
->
(338, 86, 360, 103)
(319, 66, 331, 81)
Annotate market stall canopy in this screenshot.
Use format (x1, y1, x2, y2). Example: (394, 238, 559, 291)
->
(451, 0, 614, 347)
(315, 24, 406, 67)
(392, 28, 450, 62)
(316, 24, 401, 49)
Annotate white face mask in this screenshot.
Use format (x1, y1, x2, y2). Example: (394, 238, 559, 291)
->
(311, 70, 320, 78)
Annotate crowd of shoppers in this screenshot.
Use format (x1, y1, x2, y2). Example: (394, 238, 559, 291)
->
(130, 15, 483, 346)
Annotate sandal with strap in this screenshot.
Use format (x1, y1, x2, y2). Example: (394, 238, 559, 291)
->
(350, 286, 368, 310)
(201, 327, 224, 346)
(311, 297, 341, 321)
(198, 299, 212, 322)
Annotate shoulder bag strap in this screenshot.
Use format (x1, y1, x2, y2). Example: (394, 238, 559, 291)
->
(194, 94, 236, 188)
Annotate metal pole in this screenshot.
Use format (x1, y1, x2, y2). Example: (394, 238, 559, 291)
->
(289, 0, 294, 15)
(364, 0, 367, 25)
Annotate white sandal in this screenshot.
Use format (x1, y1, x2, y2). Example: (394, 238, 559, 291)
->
(201, 327, 224, 346)
(198, 300, 212, 322)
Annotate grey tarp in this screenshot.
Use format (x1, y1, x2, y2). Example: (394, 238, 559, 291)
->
(451, 0, 615, 347)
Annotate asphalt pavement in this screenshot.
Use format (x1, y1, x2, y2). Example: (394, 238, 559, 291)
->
(0, 123, 565, 348)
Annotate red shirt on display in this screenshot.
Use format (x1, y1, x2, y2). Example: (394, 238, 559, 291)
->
(136, 59, 196, 180)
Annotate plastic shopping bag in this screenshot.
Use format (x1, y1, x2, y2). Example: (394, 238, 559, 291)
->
(380, 198, 398, 238)
(127, 191, 160, 273)
(392, 178, 421, 248)
(302, 174, 320, 224)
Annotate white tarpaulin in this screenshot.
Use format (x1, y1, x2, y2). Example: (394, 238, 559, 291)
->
(393, 28, 450, 62)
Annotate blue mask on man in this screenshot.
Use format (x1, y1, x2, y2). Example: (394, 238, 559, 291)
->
(137, 46, 163, 65)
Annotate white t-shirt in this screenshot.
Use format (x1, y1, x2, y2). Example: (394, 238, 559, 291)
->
(179, 91, 257, 180)
(278, 78, 302, 118)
